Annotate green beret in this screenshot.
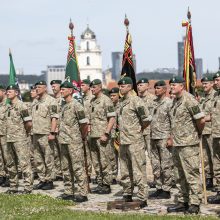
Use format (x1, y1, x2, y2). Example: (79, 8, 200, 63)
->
(201, 75, 213, 82)
(90, 79, 102, 86)
(35, 80, 47, 86)
(137, 78, 149, 84)
(60, 81, 73, 89)
(50, 80, 62, 85)
(213, 71, 220, 80)
(109, 87, 119, 94)
(82, 79, 91, 85)
(0, 84, 6, 90)
(6, 84, 19, 91)
(154, 80, 166, 88)
(102, 88, 109, 96)
(118, 77, 133, 85)
(30, 85, 36, 90)
(169, 76, 185, 84)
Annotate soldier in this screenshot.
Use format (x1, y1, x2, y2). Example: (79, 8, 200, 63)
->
(208, 71, 220, 204)
(50, 80, 63, 181)
(0, 84, 8, 186)
(5, 84, 33, 194)
(81, 79, 93, 182)
(58, 81, 88, 202)
(32, 80, 59, 190)
(148, 80, 173, 199)
(118, 77, 151, 208)
(109, 87, 120, 184)
(89, 79, 116, 194)
(200, 76, 215, 190)
(167, 76, 205, 214)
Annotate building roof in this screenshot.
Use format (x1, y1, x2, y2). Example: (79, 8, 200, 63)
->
(81, 25, 96, 39)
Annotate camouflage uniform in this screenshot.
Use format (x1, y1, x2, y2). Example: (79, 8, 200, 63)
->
(200, 89, 215, 179)
(90, 93, 116, 186)
(58, 99, 88, 196)
(5, 99, 33, 191)
(150, 96, 173, 192)
(32, 94, 59, 182)
(0, 98, 7, 179)
(118, 94, 151, 201)
(211, 90, 220, 191)
(170, 91, 204, 205)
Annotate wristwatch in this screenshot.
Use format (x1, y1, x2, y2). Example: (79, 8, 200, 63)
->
(104, 132, 110, 137)
(50, 132, 56, 135)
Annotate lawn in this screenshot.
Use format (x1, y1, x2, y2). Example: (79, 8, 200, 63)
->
(0, 193, 218, 220)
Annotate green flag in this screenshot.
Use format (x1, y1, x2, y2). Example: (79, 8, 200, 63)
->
(9, 49, 17, 85)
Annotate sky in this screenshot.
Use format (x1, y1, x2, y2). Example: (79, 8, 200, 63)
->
(0, 0, 220, 75)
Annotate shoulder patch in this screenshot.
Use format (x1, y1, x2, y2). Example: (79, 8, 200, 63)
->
(21, 109, 29, 118)
(191, 105, 201, 115)
(137, 106, 145, 116)
(108, 106, 114, 113)
(51, 105, 57, 113)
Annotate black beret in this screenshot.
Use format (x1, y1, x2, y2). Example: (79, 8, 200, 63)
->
(30, 85, 36, 90)
(50, 80, 62, 85)
(90, 79, 102, 86)
(137, 78, 149, 84)
(60, 81, 73, 89)
(6, 84, 19, 91)
(154, 80, 166, 88)
(0, 84, 6, 90)
(82, 79, 91, 85)
(109, 87, 119, 94)
(201, 76, 213, 82)
(35, 80, 47, 86)
(118, 77, 133, 85)
(213, 71, 220, 80)
(169, 76, 185, 84)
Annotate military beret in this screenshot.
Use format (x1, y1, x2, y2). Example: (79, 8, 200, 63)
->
(60, 81, 73, 89)
(118, 77, 133, 85)
(137, 78, 149, 84)
(102, 88, 110, 96)
(50, 80, 62, 85)
(109, 87, 119, 94)
(169, 76, 185, 84)
(35, 80, 47, 86)
(154, 80, 166, 88)
(0, 84, 6, 90)
(201, 76, 213, 82)
(6, 84, 19, 91)
(90, 79, 102, 86)
(213, 71, 220, 80)
(82, 79, 91, 85)
(30, 85, 36, 90)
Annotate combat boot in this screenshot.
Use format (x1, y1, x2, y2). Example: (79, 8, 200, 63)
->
(167, 202, 189, 213)
(33, 181, 46, 190)
(73, 195, 88, 203)
(122, 195, 133, 202)
(91, 184, 103, 193)
(1, 177, 10, 187)
(187, 204, 200, 214)
(206, 178, 213, 190)
(148, 189, 163, 199)
(57, 193, 74, 201)
(97, 184, 111, 194)
(139, 200, 148, 208)
(208, 192, 220, 204)
(41, 181, 54, 190)
(155, 190, 171, 199)
(0, 176, 5, 185)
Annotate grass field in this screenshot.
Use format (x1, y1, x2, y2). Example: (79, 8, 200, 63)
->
(0, 193, 218, 220)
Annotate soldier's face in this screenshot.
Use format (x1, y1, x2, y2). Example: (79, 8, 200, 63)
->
(137, 83, 149, 94)
(202, 82, 213, 93)
(91, 85, 102, 96)
(6, 89, 18, 100)
(51, 84, 61, 95)
(119, 84, 131, 95)
(61, 88, 72, 98)
(155, 86, 166, 97)
(30, 89, 38, 99)
(214, 77, 220, 89)
(170, 83, 184, 95)
(36, 85, 47, 96)
(0, 89, 6, 102)
(81, 83, 90, 93)
(110, 93, 119, 104)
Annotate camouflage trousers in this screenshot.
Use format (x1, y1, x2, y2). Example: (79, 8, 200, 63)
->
(120, 141, 148, 201)
(33, 134, 55, 182)
(90, 138, 112, 186)
(6, 140, 33, 191)
(151, 139, 174, 192)
(60, 143, 88, 196)
(202, 134, 213, 179)
(172, 144, 201, 205)
(213, 138, 220, 191)
(144, 135, 153, 181)
(110, 138, 118, 180)
(85, 136, 92, 177)
(54, 137, 62, 178)
(0, 135, 7, 177)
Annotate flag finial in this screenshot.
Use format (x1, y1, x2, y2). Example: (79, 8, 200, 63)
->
(124, 14, 129, 32)
(187, 7, 191, 21)
(69, 18, 74, 36)
(9, 48, 12, 55)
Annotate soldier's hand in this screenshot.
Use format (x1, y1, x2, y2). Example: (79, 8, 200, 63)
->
(100, 134, 108, 143)
(48, 134, 55, 141)
(166, 137, 173, 148)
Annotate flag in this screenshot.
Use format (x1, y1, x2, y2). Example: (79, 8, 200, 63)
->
(182, 10, 197, 95)
(121, 16, 137, 93)
(9, 49, 18, 85)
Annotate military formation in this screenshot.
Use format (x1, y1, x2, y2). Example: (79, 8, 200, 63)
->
(0, 71, 220, 213)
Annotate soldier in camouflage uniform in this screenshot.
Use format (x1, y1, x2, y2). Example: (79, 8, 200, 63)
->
(0, 84, 8, 186)
(200, 76, 215, 189)
(109, 87, 120, 184)
(118, 77, 152, 208)
(149, 80, 173, 199)
(50, 80, 63, 181)
(167, 76, 205, 214)
(58, 81, 88, 202)
(81, 79, 93, 182)
(32, 80, 59, 190)
(89, 79, 116, 194)
(208, 71, 220, 204)
(5, 84, 33, 194)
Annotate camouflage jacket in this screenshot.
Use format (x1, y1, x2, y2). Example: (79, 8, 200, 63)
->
(90, 93, 116, 138)
(211, 90, 220, 138)
(111, 102, 120, 139)
(151, 96, 172, 140)
(6, 99, 32, 142)
(118, 94, 152, 145)
(83, 92, 93, 121)
(200, 89, 215, 135)
(170, 91, 204, 146)
(0, 99, 7, 136)
(59, 99, 88, 145)
(32, 94, 59, 135)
